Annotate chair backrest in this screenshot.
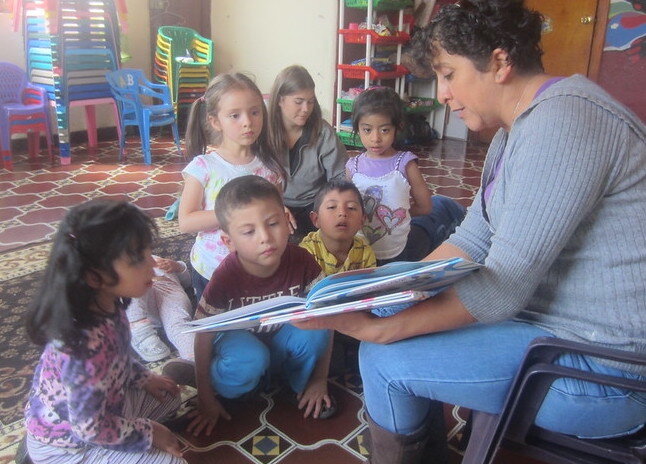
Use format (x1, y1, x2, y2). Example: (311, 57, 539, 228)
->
(106, 68, 147, 120)
(158, 26, 198, 55)
(157, 26, 213, 68)
(0, 62, 28, 105)
(106, 68, 145, 96)
(106, 68, 174, 121)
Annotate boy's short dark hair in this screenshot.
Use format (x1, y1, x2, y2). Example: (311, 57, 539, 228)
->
(312, 179, 365, 214)
(215, 175, 285, 232)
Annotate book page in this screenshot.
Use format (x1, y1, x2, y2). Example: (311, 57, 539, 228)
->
(183, 258, 482, 334)
(260, 290, 433, 327)
(187, 295, 306, 327)
(306, 261, 432, 298)
(307, 258, 480, 307)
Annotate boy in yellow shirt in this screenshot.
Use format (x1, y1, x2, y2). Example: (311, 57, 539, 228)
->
(300, 180, 376, 276)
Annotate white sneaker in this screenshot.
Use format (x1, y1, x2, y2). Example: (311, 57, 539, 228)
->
(130, 323, 171, 362)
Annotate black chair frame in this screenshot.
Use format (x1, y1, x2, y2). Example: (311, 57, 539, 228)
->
(461, 336, 646, 464)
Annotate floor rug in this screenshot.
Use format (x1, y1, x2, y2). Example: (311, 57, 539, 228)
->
(0, 224, 470, 463)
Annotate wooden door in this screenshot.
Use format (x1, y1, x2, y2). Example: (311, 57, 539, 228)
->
(525, 0, 600, 76)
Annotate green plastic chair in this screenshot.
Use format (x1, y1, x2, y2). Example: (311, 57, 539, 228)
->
(155, 26, 213, 109)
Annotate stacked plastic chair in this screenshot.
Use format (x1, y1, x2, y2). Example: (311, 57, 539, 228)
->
(0, 62, 53, 170)
(106, 69, 181, 164)
(13, 0, 127, 165)
(154, 26, 213, 111)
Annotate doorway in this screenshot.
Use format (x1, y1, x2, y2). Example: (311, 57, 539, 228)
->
(525, 0, 607, 77)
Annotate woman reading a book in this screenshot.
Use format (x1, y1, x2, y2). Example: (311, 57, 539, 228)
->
(295, 1, 646, 462)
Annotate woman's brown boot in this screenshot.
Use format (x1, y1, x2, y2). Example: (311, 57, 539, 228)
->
(366, 414, 430, 464)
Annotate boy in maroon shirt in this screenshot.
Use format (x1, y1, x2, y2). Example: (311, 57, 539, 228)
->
(168, 175, 335, 437)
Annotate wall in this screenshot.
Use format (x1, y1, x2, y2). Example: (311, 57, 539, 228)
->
(0, 0, 339, 130)
(0, 13, 24, 66)
(3, 1, 640, 132)
(597, 0, 645, 122)
(210, 0, 339, 121)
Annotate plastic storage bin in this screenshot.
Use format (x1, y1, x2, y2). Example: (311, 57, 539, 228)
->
(345, 0, 413, 11)
(337, 130, 364, 148)
(338, 64, 409, 80)
(405, 97, 441, 113)
(339, 29, 410, 45)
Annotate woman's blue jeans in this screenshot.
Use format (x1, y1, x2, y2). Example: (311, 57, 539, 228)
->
(359, 321, 646, 438)
(210, 325, 329, 398)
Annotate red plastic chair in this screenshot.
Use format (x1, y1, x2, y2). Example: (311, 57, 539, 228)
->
(0, 62, 53, 170)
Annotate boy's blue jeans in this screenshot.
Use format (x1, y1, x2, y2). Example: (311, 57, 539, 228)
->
(359, 321, 646, 439)
(210, 325, 330, 398)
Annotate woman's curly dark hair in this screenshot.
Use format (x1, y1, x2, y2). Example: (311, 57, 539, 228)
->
(408, 0, 544, 75)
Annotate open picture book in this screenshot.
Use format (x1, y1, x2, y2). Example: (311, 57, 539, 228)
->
(184, 257, 482, 333)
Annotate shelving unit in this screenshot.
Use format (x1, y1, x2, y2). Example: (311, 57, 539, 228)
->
(406, 76, 448, 139)
(335, 0, 444, 147)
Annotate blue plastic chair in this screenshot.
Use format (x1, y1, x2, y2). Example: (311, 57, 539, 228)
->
(106, 69, 181, 164)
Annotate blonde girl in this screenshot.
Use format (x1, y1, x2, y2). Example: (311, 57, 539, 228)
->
(179, 73, 286, 299)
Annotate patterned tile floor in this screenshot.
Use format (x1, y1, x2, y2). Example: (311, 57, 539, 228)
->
(0, 135, 485, 254)
(0, 137, 185, 253)
(1, 135, 550, 464)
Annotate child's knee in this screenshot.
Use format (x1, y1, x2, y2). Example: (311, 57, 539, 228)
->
(213, 339, 270, 374)
(289, 328, 330, 360)
(210, 340, 270, 397)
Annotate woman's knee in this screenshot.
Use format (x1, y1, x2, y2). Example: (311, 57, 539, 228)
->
(359, 340, 397, 377)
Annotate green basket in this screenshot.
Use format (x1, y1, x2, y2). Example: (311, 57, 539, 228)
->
(345, 0, 413, 11)
(337, 130, 364, 148)
(405, 98, 441, 113)
(337, 98, 355, 112)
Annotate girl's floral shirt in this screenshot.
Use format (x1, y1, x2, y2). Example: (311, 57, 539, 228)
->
(182, 151, 283, 280)
(25, 307, 154, 451)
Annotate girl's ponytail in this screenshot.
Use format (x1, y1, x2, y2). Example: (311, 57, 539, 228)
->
(255, 123, 287, 184)
(185, 96, 209, 159)
(26, 221, 96, 346)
